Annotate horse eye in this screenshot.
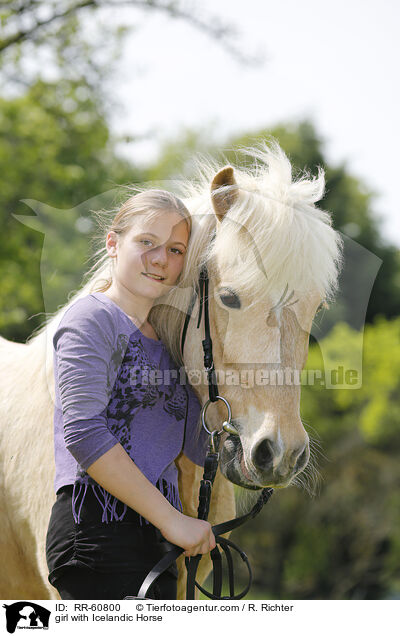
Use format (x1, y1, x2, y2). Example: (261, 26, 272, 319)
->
(219, 290, 241, 309)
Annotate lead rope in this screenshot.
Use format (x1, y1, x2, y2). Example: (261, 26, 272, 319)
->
(130, 456, 272, 600)
(184, 431, 273, 600)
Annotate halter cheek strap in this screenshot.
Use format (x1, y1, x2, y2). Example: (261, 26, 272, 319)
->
(181, 264, 219, 402)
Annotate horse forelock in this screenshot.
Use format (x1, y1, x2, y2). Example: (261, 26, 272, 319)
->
(185, 142, 343, 306)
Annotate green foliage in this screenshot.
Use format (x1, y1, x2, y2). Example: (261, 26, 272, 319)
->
(302, 317, 400, 446)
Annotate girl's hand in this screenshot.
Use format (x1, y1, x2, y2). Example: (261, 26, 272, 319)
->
(160, 512, 216, 557)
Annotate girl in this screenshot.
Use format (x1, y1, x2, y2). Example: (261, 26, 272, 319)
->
(45, 190, 215, 600)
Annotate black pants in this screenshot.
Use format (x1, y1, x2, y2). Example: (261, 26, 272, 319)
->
(46, 485, 178, 600)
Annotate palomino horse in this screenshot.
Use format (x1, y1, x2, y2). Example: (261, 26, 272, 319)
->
(0, 142, 342, 599)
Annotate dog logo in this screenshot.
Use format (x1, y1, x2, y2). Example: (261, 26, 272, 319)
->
(2, 602, 50, 633)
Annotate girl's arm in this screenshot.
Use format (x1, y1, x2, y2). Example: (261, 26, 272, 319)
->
(54, 301, 214, 555)
(87, 443, 216, 557)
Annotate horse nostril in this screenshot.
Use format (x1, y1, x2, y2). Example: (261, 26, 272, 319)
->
(252, 438, 274, 471)
(295, 445, 309, 472)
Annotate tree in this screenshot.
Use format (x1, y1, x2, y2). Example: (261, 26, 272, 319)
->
(0, 77, 138, 341)
(0, 0, 255, 98)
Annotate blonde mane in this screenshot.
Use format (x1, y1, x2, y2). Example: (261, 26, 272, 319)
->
(181, 141, 342, 298)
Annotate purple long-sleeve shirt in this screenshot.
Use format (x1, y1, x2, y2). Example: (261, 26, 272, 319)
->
(53, 291, 208, 524)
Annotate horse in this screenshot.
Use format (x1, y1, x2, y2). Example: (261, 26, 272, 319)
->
(0, 141, 342, 599)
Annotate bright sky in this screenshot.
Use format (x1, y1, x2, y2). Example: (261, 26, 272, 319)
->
(110, 0, 400, 247)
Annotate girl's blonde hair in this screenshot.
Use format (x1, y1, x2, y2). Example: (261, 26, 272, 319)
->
(87, 189, 192, 294)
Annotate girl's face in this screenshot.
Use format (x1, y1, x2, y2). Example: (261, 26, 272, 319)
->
(106, 210, 189, 303)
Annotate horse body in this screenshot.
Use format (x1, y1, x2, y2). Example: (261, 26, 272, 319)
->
(0, 143, 342, 599)
(0, 335, 55, 598)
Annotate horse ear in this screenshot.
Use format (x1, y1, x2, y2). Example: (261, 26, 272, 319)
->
(211, 166, 239, 222)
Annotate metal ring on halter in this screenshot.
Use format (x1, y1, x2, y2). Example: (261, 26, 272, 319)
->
(201, 395, 234, 435)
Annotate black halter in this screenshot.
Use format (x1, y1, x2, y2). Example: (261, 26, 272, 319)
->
(125, 264, 273, 600)
(181, 264, 219, 402)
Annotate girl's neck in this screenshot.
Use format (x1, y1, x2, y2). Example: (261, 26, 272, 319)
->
(102, 284, 153, 330)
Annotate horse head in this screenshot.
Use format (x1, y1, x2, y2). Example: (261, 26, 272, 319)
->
(179, 143, 342, 491)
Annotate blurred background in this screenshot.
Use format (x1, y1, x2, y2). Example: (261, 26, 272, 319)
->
(1, 0, 399, 599)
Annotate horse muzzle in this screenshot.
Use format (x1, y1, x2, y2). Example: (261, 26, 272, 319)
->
(220, 432, 310, 490)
